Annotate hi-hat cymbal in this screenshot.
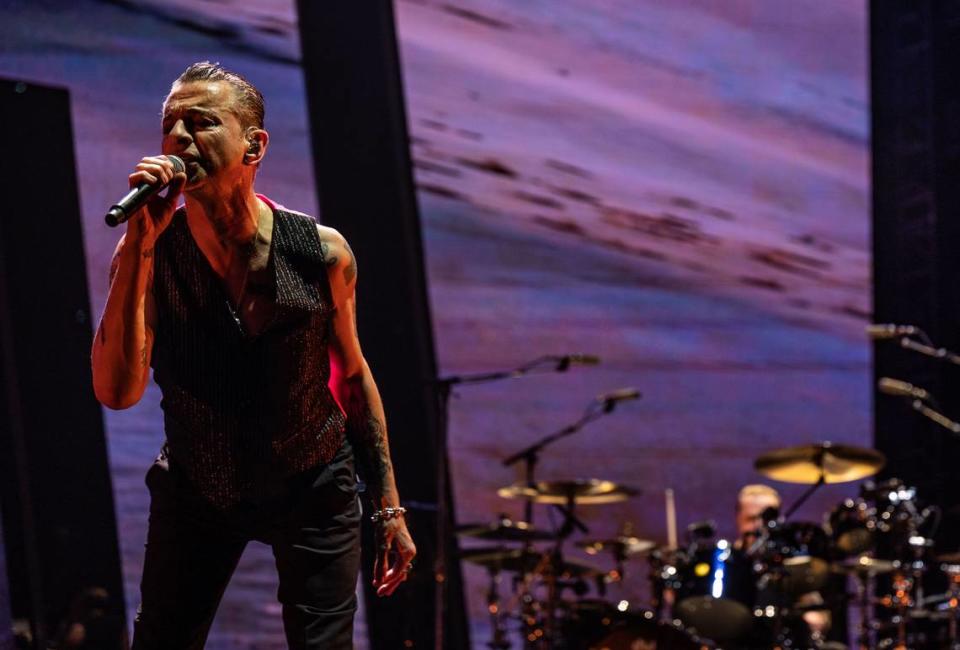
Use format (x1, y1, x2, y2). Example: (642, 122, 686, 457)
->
(456, 517, 556, 542)
(754, 442, 885, 484)
(497, 479, 639, 505)
(576, 536, 657, 557)
(460, 547, 604, 578)
(831, 556, 899, 576)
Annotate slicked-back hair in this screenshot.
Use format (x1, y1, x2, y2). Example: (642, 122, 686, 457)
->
(172, 61, 265, 129)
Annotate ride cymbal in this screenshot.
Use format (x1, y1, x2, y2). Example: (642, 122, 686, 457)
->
(754, 442, 885, 484)
(497, 479, 639, 505)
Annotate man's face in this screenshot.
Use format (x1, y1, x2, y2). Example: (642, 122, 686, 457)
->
(736, 493, 780, 538)
(161, 80, 249, 190)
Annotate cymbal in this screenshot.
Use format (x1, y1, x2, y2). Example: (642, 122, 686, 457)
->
(754, 442, 885, 484)
(576, 536, 657, 557)
(497, 479, 639, 505)
(456, 517, 556, 542)
(460, 546, 604, 578)
(831, 556, 899, 576)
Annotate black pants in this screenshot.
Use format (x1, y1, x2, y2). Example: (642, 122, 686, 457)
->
(131, 442, 362, 650)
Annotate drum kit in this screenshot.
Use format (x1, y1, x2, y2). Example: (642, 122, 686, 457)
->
(457, 441, 960, 649)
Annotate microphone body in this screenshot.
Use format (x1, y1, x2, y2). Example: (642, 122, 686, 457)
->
(105, 155, 185, 227)
(597, 388, 641, 408)
(867, 323, 918, 340)
(877, 377, 930, 401)
(555, 354, 601, 371)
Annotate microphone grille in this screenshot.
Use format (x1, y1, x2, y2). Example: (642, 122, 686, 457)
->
(165, 155, 185, 174)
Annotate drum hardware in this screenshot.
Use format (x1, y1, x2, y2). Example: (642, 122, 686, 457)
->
(932, 558, 960, 648)
(498, 393, 641, 649)
(457, 516, 558, 543)
(497, 479, 639, 506)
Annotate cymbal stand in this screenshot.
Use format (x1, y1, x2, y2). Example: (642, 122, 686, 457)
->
(853, 569, 877, 650)
(484, 567, 511, 650)
(783, 453, 826, 520)
(434, 355, 595, 649)
(942, 562, 960, 649)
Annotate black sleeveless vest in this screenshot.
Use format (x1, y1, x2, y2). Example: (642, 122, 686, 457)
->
(151, 205, 346, 508)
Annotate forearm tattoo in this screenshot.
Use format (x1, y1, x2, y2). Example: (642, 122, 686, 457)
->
(346, 401, 392, 499)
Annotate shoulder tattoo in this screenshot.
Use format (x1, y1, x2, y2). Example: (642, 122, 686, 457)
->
(321, 238, 338, 267)
(344, 242, 357, 286)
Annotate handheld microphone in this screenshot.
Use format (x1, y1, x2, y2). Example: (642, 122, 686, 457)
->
(105, 155, 185, 227)
(877, 377, 930, 402)
(866, 323, 918, 340)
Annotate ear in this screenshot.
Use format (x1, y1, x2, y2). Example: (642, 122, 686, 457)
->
(244, 128, 269, 166)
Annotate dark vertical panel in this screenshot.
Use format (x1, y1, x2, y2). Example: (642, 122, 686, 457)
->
(294, 3, 468, 648)
(0, 506, 11, 650)
(871, 0, 960, 552)
(0, 79, 126, 649)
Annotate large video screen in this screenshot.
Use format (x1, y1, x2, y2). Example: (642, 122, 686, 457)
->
(1, 0, 868, 646)
(393, 0, 870, 641)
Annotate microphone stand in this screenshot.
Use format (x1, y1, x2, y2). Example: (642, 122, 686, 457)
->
(500, 398, 628, 648)
(501, 400, 613, 527)
(431, 355, 596, 650)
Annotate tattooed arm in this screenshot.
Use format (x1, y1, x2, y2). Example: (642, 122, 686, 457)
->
(320, 224, 416, 597)
(91, 156, 184, 409)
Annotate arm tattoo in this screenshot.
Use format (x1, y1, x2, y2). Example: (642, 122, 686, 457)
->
(344, 242, 357, 286)
(142, 247, 154, 259)
(140, 345, 148, 367)
(345, 401, 392, 498)
(321, 239, 338, 266)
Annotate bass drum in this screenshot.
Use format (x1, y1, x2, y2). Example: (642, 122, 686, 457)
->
(672, 540, 756, 643)
(588, 609, 710, 650)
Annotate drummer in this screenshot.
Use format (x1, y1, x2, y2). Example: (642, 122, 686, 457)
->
(735, 484, 831, 638)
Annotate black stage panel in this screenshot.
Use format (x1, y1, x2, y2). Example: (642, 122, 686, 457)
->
(0, 79, 126, 648)
(871, 1, 960, 549)
(296, 2, 470, 648)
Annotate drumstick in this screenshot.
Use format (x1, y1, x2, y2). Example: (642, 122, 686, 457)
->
(665, 488, 677, 550)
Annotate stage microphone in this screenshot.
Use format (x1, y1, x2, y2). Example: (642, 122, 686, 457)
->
(597, 387, 641, 412)
(554, 354, 601, 371)
(105, 155, 185, 227)
(877, 377, 930, 402)
(866, 323, 918, 339)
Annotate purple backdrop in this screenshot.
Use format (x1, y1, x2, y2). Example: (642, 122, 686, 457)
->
(0, 0, 868, 647)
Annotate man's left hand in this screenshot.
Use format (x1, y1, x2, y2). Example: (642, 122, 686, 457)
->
(374, 517, 416, 597)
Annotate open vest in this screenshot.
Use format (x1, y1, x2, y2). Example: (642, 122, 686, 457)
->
(150, 203, 346, 508)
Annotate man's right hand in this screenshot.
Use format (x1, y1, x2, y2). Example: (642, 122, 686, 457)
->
(126, 155, 187, 240)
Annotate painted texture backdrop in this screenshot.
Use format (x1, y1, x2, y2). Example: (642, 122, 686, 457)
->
(0, 0, 869, 646)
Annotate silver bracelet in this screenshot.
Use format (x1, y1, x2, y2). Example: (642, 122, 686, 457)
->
(370, 506, 407, 523)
